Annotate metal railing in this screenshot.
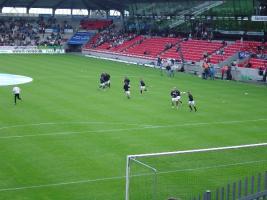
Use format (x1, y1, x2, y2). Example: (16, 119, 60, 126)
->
(193, 172, 267, 200)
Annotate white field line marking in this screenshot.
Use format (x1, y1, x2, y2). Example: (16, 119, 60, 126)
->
(0, 159, 266, 192)
(0, 118, 266, 139)
(0, 176, 124, 192)
(0, 121, 146, 131)
(37, 75, 158, 79)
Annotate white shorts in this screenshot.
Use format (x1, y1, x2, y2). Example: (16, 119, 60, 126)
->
(172, 96, 180, 102)
(140, 86, 146, 90)
(125, 91, 130, 95)
(100, 83, 105, 87)
(189, 101, 195, 105)
(105, 80, 110, 85)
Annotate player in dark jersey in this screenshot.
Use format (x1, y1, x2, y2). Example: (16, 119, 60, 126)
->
(104, 73, 111, 88)
(123, 82, 131, 99)
(99, 73, 106, 89)
(188, 91, 197, 112)
(99, 73, 111, 89)
(124, 77, 130, 85)
(140, 79, 146, 94)
(170, 87, 182, 109)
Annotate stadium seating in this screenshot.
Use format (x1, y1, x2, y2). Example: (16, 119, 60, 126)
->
(80, 19, 113, 30)
(210, 42, 240, 64)
(162, 39, 223, 62)
(85, 34, 266, 65)
(109, 35, 144, 52)
(248, 58, 267, 69)
(210, 41, 267, 64)
(238, 41, 267, 54)
(84, 33, 100, 48)
(123, 37, 179, 58)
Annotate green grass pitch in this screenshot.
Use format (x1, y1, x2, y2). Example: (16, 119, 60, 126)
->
(0, 54, 267, 200)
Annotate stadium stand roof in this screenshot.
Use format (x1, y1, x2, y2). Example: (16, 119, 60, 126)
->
(0, 0, 174, 11)
(0, 0, 129, 10)
(0, 0, 193, 11)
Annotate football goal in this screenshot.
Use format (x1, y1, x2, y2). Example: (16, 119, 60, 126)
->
(125, 143, 267, 200)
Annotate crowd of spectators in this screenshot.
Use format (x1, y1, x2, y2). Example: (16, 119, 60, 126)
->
(93, 25, 137, 48)
(0, 17, 72, 47)
(38, 17, 73, 34)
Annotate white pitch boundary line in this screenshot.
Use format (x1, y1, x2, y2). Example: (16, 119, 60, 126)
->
(0, 118, 266, 139)
(0, 159, 266, 192)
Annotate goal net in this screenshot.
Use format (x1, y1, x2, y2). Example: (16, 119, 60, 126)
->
(125, 143, 267, 200)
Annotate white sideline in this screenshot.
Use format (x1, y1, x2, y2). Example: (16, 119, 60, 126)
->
(0, 118, 267, 139)
(0, 159, 266, 192)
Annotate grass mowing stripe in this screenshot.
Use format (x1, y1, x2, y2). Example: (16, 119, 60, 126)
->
(0, 158, 266, 192)
(0, 118, 266, 139)
(0, 121, 147, 131)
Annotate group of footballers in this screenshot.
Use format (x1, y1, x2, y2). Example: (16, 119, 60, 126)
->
(99, 72, 197, 112)
(122, 77, 147, 99)
(170, 87, 197, 112)
(99, 72, 111, 89)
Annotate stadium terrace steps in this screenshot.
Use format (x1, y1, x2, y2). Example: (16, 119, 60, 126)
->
(96, 42, 110, 50)
(83, 33, 100, 48)
(111, 35, 144, 52)
(94, 35, 144, 52)
(210, 42, 242, 64)
(162, 40, 223, 62)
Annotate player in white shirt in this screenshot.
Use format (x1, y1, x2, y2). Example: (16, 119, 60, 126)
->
(12, 86, 22, 105)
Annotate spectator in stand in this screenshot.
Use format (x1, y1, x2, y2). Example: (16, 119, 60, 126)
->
(221, 65, 228, 80)
(0, 17, 67, 47)
(246, 62, 252, 68)
(209, 64, 215, 80)
(157, 57, 162, 67)
(166, 64, 171, 77)
(170, 63, 175, 77)
(222, 40, 227, 47)
(202, 61, 209, 79)
(226, 65, 232, 80)
(188, 33, 192, 40)
(164, 42, 172, 51)
(202, 52, 211, 63)
(176, 44, 181, 52)
(263, 63, 267, 82)
(216, 48, 225, 55)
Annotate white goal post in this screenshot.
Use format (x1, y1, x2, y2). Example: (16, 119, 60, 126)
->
(125, 142, 267, 200)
